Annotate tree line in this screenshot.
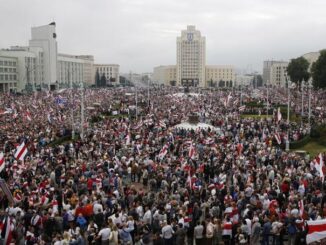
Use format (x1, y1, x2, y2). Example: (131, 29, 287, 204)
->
(287, 50, 326, 88)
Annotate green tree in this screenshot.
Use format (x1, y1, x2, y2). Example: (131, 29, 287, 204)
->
(311, 50, 326, 88)
(170, 80, 176, 86)
(287, 57, 310, 85)
(95, 69, 100, 87)
(100, 73, 107, 87)
(256, 75, 263, 87)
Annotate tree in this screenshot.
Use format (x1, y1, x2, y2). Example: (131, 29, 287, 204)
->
(100, 73, 107, 87)
(218, 80, 225, 87)
(311, 50, 326, 88)
(95, 69, 100, 87)
(287, 57, 310, 85)
(170, 80, 176, 86)
(256, 75, 263, 87)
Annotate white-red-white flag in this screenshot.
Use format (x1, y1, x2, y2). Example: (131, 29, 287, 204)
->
(0, 152, 5, 173)
(188, 144, 196, 159)
(277, 107, 282, 122)
(158, 143, 169, 160)
(315, 153, 324, 179)
(25, 110, 32, 121)
(125, 134, 131, 146)
(14, 142, 28, 161)
(306, 219, 326, 244)
(274, 132, 281, 145)
(298, 199, 304, 217)
(239, 105, 246, 112)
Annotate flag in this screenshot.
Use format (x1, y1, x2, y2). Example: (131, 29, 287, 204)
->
(306, 219, 326, 244)
(188, 144, 196, 159)
(274, 133, 281, 145)
(187, 169, 192, 189)
(158, 143, 169, 160)
(298, 199, 304, 217)
(159, 120, 166, 128)
(0, 153, 5, 173)
(223, 93, 232, 107)
(14, 142, 28, 161)
(0, 216, 13, 245)
(277, 107, 282, 122)
(237, 143, 243, 155)
(239, 105, 246, 112)
(315, 153, 324, 179)
(47, 113, 52, 124)
(125, 134, 131, 146)
(25, 110, 32, 121)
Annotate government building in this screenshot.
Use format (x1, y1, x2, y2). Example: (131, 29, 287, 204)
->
(0, 23, 119, 92)
(153, 25, 235, 87)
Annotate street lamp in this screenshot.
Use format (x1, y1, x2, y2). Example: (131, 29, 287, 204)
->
(286, 79, 291, 151)
(308, 78, 313, 131)
(266, 80, 269, 118)
(301, 80, 305, 127)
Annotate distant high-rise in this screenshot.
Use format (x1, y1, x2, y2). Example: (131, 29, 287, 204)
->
(29, 23, 58, 87)
(177, 25, 206, 87)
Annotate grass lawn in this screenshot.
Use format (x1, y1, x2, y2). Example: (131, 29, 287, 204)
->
(240, 114, 272, 119)
(292, 140, 326, 158)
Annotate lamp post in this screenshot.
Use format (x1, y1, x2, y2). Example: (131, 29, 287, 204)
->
(286, 79, 291, 151)
(80, 81, 85, 141)
(301, 80, 305, 128)
(308, 78, 313, 131)
(266, 80, 269, 118)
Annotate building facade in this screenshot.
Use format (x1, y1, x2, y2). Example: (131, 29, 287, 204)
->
(205, 65, 235, 87)
(0, 47, 40, 91)
(0, 56, 18, 92)
(57, 54, 94, 87)
(29, 23, 58, 88)
(94, 64, 120, 85)
(152, 65, 177, 85)
(177, 25, 206, 87)
(263, 60, 289, 87)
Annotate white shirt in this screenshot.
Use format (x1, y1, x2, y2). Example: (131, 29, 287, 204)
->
(98, 227, 111, 241)
(93, 203, 103, 214)
(143, 210, 152, 224)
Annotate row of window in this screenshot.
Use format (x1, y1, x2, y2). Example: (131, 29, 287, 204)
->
(0, 60, 17, 66)
(0, 74, 17, 81)
(0, 67, 16, 73)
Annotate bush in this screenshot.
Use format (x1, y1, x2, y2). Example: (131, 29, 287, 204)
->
(290, 135, 311, 149)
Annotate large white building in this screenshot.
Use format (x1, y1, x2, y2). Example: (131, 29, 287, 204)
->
(177, 25, 206, 87)
(263, 60, 289, 87)
(152, 65, 177, 85)
(29, 23, 58, 87)
(0, 56, 18, 92)
(94, 64, 120, 85)
(153, 25, 235, 87)
(205, 65, 235, 87)
(0, 23, 119, 92)
(57, 54, 94, 87)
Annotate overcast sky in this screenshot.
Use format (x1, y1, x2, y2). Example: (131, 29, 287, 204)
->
(1, 0, 326, 74)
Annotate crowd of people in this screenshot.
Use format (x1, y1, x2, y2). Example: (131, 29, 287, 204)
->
(0, 85, 325, 245)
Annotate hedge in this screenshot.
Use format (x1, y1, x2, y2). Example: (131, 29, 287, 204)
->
(290, 135, 311, 149)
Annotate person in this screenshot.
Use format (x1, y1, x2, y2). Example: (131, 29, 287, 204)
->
(96, 223, 111, 245)
(262, 217, 271, 245)
(161, 220, 174, 245)
(174, 223, 186, 245)
(222, 217, 232, 245)
(194, 221, 204, 245)
(110, 225, 119, 245)
(119, 222, 133, 244)
(250, 217, 261, 245)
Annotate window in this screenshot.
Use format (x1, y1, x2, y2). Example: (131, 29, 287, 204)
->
(0, 75, 3, 81)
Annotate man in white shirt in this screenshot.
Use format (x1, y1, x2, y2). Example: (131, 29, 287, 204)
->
(142, 206, 152, 225)
(161, 220, 174, 245)
(93, 201, 103, 215)
(97, 224, 111, 245)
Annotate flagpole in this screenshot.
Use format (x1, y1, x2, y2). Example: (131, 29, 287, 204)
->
(286, 80, 290, 151)
(80, 81, 84, 141)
